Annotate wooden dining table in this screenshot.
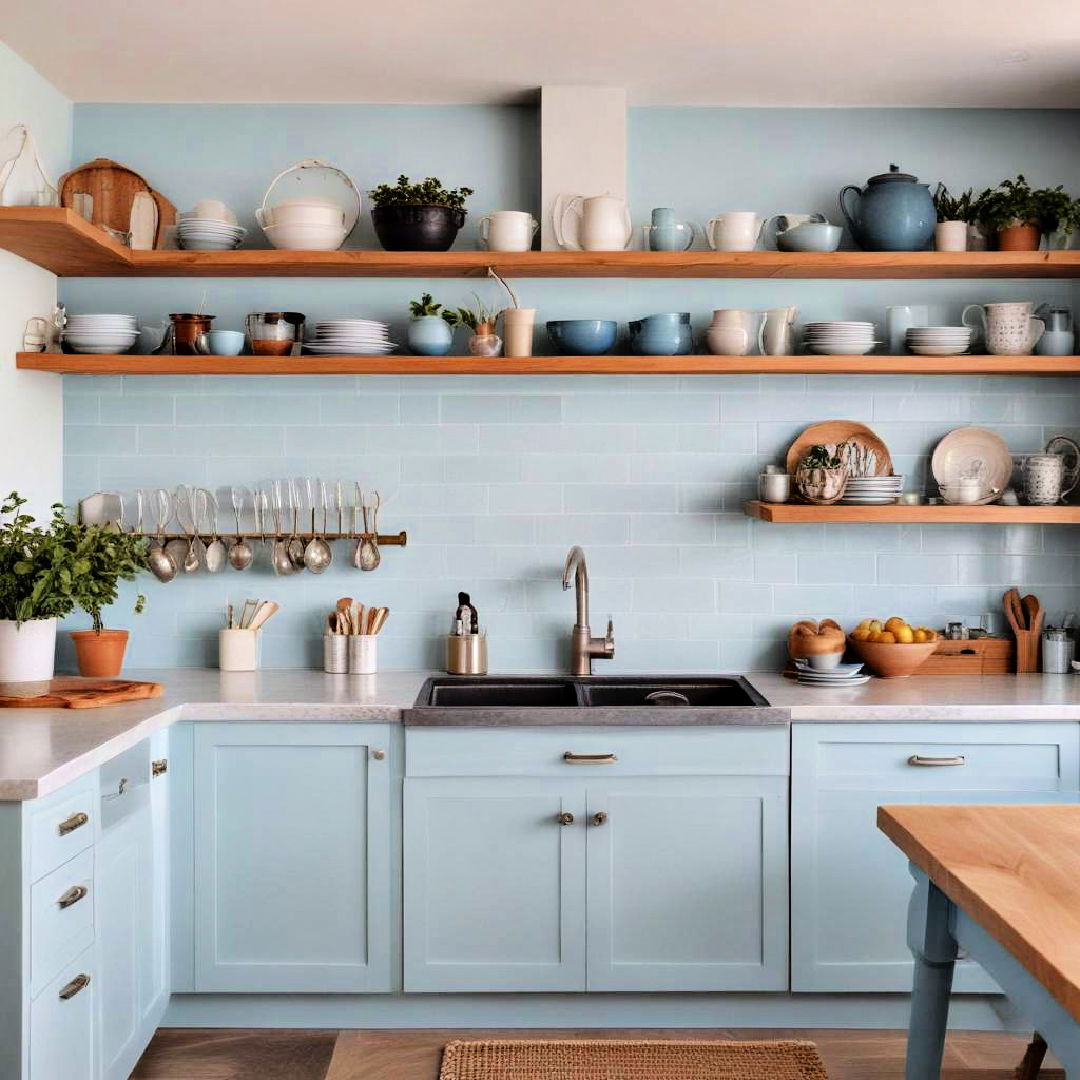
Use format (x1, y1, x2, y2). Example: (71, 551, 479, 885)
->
(879, 804, 1080, 1079)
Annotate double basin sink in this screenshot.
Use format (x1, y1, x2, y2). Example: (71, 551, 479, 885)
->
(408, 675, 784, 725)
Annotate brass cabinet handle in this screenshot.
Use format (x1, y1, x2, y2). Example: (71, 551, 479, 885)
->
(57, 885, 88, 910)
(907, 754, 966, 767)
(371, 749, 386, 760)
(556, 812, 575, 826)
(58, 811, 89, 836)
(152, 758, 168, 777)
(591, 812, 608, 827)
(58, 973, 91, 1000)
(563, 752, 617, 765)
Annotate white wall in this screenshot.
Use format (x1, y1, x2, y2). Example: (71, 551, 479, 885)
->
(0, 40, 71, 519)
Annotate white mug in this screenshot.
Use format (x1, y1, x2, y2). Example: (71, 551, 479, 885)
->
(554, 193, 632, 251)
(885, 304, 929, 353)
(963, 302, 1044, 355)
(705, 211, 764, 252)
(758, 306, 797, 355)
(479, 210, 539, 252)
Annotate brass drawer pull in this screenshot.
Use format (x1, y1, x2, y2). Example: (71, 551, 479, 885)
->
(556, 812, 575, 826)
(563, 752, 617, 765)
(371, 749, 386, 760)
(591, 812, 608, 827)
(58, 973, 91, 1000)
(57, 811, 89, 836)
(57, 885, 88, 910)
(152, 758, 168, 777)
(908, 754, 966, 767)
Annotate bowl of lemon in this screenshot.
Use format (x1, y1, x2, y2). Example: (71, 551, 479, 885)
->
(848, 618, 939, 678)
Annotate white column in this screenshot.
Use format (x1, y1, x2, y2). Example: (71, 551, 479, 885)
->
(540, 86, 627, 250)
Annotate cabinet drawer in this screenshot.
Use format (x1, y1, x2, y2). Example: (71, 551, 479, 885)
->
(807, 723, 1078, 791)
(29, 774, 97, 883)
(406, 726, 789, 778)
(30, 945, 95, 1080)
(31, 847, 95, 997)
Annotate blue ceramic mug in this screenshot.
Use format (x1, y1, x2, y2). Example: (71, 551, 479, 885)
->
(646, 208, 697, 252)
(206, 330, 246, 356)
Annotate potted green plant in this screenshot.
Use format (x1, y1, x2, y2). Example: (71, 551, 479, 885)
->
(369, 175, 474, 252)
(0, 493, 147, 681)
(932, 185, 975, 251)
(794, 445, 848, 505)
(455, 295, 503, 357)
(407, 293, 459, 356)
(976, 175, 1078, 251)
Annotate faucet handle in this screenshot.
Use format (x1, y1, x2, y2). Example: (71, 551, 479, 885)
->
(605, 616, 614, 644)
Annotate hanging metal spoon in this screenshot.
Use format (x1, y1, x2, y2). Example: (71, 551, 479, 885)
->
(228, 485, 254, 570)
(358, 490, 380, 572)
(148, 488, 178, 582)
(270, 482, 297, 576)
(303, 478, 333, 574)
(287, 478, 306, 569)
(203, 489, 227, 573)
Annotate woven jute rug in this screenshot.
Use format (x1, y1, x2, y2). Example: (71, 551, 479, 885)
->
(439, 1038, 830, 1079)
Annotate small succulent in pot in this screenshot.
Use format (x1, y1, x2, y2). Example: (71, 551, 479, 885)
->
(406, 293, 460, 356)
(369, 175, 475, 252)
(455, 294, 503, 357)
(794, 444, 849, 505)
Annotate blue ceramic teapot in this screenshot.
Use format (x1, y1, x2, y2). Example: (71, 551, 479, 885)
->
(838, 164, 935, 251)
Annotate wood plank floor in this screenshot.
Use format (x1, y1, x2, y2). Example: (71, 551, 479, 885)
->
(130, 1027, 1063, 1079)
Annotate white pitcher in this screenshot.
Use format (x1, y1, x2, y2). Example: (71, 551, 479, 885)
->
(479, 210, 539, 252)
(758, 306, 798, 355)
(962, 301, 1045, 355)
(707, 309, 758, 356)
(705, 211, 765, 252)
(553, 194, 632, 251)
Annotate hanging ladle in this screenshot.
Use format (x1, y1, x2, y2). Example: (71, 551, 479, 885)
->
(147, 489, 177, 583)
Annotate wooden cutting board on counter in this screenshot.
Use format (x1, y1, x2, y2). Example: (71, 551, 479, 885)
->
(0, 678, 164, 710)
(59, 158, 175, 248)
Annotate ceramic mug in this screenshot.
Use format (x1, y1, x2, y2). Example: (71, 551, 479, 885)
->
(758, 306, 797, 355)
(885, 304, 929, 354)
(705, 212, 764, 252)
(553, 194, 632, 251)
(478, 210, 539, 252)
(1023, 455, 1065, 505)
(962, 302, 1044, 355)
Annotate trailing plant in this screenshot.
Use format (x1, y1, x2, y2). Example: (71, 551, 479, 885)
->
(409, 293, 459, 326)
(455, 294, 502, 332)
(369, 175, 474, 211)
(976, 174, 1079, 233)
(932, 184, 977, 224)
(0, 492, 147, 630)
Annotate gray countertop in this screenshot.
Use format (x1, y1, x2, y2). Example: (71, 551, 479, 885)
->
(2, 668, 1080, 800)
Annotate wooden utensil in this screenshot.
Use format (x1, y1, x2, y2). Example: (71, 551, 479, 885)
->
(247, 600, 279, 631)
(369, 607, 389, 635)
(59, 158, 176, 248)
(0, 678, 163, 710)
(1004, 587, 1041, 673)
(336, 597, 354, 635)
(785, 420, 894, 477)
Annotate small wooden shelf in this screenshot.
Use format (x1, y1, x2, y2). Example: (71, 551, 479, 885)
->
(4, 207, 1080, 278)
(16, 352, 1080, 376)
(745, 501, 1080, 524)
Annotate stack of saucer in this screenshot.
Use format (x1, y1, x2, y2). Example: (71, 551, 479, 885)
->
(802, 321, 878, 355)
(177, 211, 247, 251)
(793, 658, 871, 687)
(303, 319, 396, 355)
(62, 313, 138, 354)
(839, 474, 904, 505)
(905, 326, 973, 356)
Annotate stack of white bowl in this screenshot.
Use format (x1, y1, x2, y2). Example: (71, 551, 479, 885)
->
(303, 319, 395, 355)
(257, 198, 348, 251)
(802, 321, 879, 355)
(177, 205, 246, 251)
(905, 326, 973, 356)
(62, 313, 138, 354)
(839, 475, 905, 505)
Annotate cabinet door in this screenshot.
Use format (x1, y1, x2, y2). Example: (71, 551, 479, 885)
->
(193, 723, 391, 992)
(143, 727, 170, 1025)
(404, 778, 586, 992)
(585, 777, 788, 991)
(30, 946, 95, 1080)
(791, 723, 1080, 993)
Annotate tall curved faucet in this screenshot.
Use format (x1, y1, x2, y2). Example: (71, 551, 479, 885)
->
(562, 545, 615, 675)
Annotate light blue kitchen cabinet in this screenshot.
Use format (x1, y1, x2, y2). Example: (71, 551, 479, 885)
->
(585, 776, 788, 991)
(192, 723, 392, 992)
(790, 722, 1080, 993)
(403, 778, 587, 992)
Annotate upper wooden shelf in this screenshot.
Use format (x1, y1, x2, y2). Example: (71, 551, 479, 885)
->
(745, 501, 1080, 524)
(17, 353, 1080, 376)
(4, 207, 1080, 279)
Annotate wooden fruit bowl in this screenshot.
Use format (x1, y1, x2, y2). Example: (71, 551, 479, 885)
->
(847, 635, 938, 678)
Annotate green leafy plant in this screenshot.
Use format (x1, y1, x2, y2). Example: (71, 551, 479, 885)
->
(932, 184, 977, 224)
(368, 175, 474, 211)
(455, 294, 502, 332)
(409, 293, 460, 326)
(0, 492, 148, 630)
(976, 175, 1079, 234)
(801, 445, 843, 470)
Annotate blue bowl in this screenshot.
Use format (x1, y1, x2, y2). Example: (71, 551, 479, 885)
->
(546, 319, 618, 356)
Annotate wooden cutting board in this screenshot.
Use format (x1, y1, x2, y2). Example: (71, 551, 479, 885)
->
(0, 678, 164, 710)
(786, 420, 894, 476)
(59, 158, 175, 248)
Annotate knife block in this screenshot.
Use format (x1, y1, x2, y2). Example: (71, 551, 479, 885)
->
(1012, 629, 1041, 674)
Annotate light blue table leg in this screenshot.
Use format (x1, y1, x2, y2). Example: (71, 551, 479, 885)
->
(905, 869, 958, 1080)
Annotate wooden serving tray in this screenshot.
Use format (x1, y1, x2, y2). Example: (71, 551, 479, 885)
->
(0, 678, 164, 709)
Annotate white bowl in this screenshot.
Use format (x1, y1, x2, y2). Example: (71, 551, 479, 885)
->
(806, 651, 843, 671)
(262, 222, 347, 251)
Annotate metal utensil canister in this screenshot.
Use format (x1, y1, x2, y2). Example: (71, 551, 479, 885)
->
(323, 634, 348, 674)
(446, 634, 487, 675)
(1043, 627, 1075, 674)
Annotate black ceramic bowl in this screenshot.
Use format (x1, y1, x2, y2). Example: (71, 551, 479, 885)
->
(371, 205, 467, 252)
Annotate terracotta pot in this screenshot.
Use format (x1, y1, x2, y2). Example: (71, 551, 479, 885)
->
(995, 222, 1041, 251)
(71, 629, 129, 678)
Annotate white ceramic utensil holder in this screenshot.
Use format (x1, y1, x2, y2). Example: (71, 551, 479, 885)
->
(348, 635, 378, 674)
(219, 628, 261, 671)
(0, 617, 57, 681)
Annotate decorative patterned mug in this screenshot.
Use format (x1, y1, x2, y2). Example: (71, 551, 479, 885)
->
(962, 302, 1044, 355)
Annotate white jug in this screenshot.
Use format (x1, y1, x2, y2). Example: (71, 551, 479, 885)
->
(758, 306, 798, 355)
(705, 211, 765, 252)
(707, 309, 759, 356)
(962, 301, 1045, 356)
(553, 194, 632, 251)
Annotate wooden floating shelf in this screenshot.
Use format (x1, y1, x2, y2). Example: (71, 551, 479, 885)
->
(4, 207, 1080, 278)
(745, 501, 1080, 524)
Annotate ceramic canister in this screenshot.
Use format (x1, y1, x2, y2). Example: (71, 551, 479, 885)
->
(963, 302, 1045, 355)
(1023, 454, 1065, 505)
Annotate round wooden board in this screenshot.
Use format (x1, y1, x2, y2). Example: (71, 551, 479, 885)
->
(785, 420, 894, 476)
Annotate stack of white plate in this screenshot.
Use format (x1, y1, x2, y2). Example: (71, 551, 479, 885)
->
(303, 319, 396, 355)
(839, 475, 904, 504)
(177, 211, 247, 251)
(905, 326, 973, 356)
(802, 321, 879, 355)
(62, 313, 138, 354)
(793, 659, 871, 688)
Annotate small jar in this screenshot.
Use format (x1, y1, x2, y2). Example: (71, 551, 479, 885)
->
(758, 472, 790, 504)
(1043, 628, 1075, 674)
(348, 635, 378, 674)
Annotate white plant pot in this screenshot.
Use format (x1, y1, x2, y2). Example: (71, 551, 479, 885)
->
(0, 618, 57, 682)
(935, 220, 968, 252)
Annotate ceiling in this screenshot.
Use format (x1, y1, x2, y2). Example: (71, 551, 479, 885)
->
(2, 0, 1080, 106)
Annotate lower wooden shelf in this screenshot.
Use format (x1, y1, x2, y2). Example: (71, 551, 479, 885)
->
(745, 500, 1080, 523)
(16, 352, 1080, 376)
